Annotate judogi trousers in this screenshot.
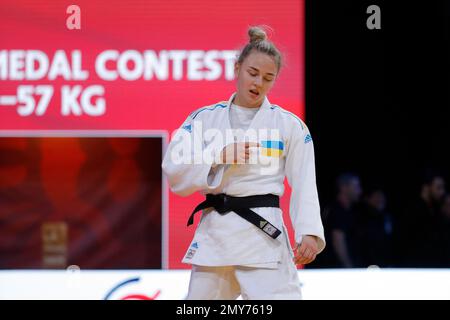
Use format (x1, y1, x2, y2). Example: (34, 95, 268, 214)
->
(185, 240, 302, 300)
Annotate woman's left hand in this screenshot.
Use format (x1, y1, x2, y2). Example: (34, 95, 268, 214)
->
(293, 235, 319, 265)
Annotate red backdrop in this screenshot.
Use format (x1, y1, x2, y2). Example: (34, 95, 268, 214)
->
(0, 137, 162, 269)
(0, 0, 304, 269)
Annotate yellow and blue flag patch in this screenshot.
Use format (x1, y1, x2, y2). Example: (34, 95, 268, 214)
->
(261, 140, 284, 157)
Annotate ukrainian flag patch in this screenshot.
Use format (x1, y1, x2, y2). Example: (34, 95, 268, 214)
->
(261, 140, 284, 157)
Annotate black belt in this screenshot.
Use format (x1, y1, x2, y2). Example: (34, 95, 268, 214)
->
(187, 193, 282, 239)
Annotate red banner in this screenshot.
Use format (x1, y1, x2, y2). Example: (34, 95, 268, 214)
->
(0, 0, 304, 269)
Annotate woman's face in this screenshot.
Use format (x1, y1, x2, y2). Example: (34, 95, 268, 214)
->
(234, 50, 278, 108)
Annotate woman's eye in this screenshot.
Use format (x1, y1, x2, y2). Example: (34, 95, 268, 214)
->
(265, 78, 273, 82)
(248, 71, 257, 76)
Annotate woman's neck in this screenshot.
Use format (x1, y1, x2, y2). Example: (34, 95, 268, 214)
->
(233, 93, 261, 109)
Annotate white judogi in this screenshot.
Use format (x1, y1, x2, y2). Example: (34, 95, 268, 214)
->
(185, 234, 303, 300)
(162, 92, 325, 299)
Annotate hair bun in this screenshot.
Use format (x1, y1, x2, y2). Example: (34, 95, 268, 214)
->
(248, 26, 267, 43)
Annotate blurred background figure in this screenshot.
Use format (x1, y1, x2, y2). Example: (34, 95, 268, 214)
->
(435, 194, 450, 267)
(395, 170, 446, 267)
(357, 187, 394, 267)
(310, 173, 363, 268)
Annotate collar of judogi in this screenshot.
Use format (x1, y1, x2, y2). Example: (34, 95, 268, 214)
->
(226, 92, 272, 111)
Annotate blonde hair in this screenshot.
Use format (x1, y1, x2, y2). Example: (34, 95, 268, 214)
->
(237, 25, 283, 73)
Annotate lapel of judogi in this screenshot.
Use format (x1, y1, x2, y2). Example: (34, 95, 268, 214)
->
(225, 91, 272, 131)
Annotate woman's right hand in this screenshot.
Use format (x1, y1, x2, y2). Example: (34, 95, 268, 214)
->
(219, 142, 260, 164)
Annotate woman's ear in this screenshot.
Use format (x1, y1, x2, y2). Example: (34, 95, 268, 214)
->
(234, 62, 240, 78)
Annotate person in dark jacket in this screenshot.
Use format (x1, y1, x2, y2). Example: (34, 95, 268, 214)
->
(396, 171, 446, 267)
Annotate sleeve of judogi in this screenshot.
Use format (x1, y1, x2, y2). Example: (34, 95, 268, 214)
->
(161, 114, 226, 197)
(285, 120, 326, 253)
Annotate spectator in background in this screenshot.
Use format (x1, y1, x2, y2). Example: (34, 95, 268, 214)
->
(435, 194, 450, 267)
(357, 188, 394, 267)
(396, 170, 446, 267)
(311, 173, 363, 268)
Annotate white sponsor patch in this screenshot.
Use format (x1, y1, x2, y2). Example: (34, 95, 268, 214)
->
(263, 223, 277, 236)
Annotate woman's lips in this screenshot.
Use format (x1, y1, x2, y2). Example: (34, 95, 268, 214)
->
(249, 89, 259, 98)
